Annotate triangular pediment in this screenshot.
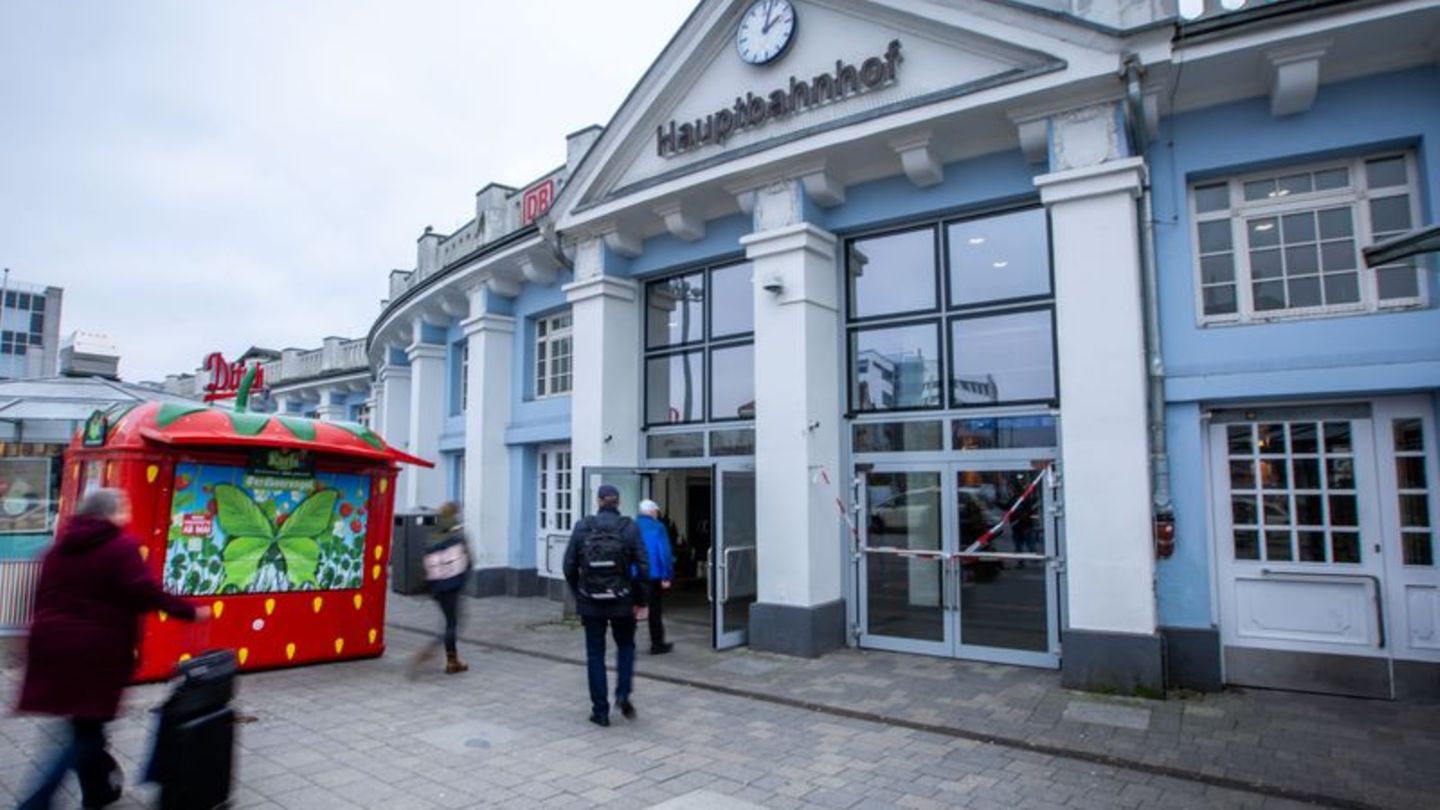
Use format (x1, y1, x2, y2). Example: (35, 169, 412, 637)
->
(560, 0, 1105, 223)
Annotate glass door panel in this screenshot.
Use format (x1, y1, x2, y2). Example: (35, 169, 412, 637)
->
(715, 467, 756, 649)
(954, 468, 1055, 664)
(580, 468, 650, 519)
(859, 469, 951, 655)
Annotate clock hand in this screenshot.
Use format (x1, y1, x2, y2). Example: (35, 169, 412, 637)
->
(762, 0, 776, 33)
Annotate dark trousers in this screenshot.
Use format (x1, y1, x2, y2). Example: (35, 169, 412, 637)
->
(20, 718, 109, 810)
(645, 581, 666, 648)
(581, 615, 635, 719)
(434, 588, 462, 654)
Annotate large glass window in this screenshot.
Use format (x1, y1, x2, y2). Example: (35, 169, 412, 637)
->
(1191, 153, 1424, 323)
(846, 207, 1056, 413)
(646, 272, 705, 348)
(947, 208, 1051, 306)
(647, 351, 704, 424)
(710, 343, 755, 421)
(709, 262, 754, 338)
(535, 312, 572, 398)
(851, 324, 941, 411)
(949, 309, 1055, 405)
(847, 228, 938, 319)
(644, 261, 753, 428)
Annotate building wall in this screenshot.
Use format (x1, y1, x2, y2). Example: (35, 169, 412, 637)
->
(1152, 67, 1440, 629)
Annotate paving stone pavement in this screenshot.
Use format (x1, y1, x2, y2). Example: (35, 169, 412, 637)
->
(384, 593, 1440, 810)
(0, 593, 1431, 809)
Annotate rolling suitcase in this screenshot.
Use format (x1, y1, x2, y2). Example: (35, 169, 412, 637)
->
(145, 649, 238, 810)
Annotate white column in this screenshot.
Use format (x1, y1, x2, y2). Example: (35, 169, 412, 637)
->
(314, 387, 344, 422)
(375, 360, 412, 505)
(1036, 157, 1157, 638)
(462, 287, 515, 571)
(271, 392, 292, 416)
(741, 181, 845, 655)
(404, 323, 448, 511)
(564, 238, 641, 475)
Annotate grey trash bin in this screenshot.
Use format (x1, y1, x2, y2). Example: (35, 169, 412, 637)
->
(390, 511, 436, 595)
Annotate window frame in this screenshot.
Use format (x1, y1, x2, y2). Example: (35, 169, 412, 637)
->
(842, 202, 1059, 416)
(845, 223, 944, 324)
(534, 310, 573, 400)
(642, 258, 754, 429)
(1189, 152, 1427, 326)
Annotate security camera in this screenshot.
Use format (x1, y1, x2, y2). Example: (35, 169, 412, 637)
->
(762, 276, 784, 294)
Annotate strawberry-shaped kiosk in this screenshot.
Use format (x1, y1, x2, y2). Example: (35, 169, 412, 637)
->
(60, 392, 431, 681)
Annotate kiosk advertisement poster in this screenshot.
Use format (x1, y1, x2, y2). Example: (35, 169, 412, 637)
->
(164, 452, 370, 596)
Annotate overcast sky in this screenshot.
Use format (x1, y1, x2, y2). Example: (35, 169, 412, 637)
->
(0, 0, 695, 382)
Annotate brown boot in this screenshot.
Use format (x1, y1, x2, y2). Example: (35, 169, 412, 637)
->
(445, 651, 468, 674)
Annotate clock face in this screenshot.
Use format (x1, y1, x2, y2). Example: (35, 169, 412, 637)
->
(736, 0, 797, 66)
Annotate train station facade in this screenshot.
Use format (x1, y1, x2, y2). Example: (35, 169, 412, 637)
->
(366, 0, 1440, 697)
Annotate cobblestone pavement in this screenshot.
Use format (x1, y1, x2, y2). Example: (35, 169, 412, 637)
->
(0, 593, 1432, 809)
(385, 593, 1440, 810)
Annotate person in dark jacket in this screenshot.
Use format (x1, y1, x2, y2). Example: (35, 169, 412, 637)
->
(414, 501, 472, 675)
(635, 499, 675, 654)
(563, 484, 648, 727)
(16, 488, 209, 810)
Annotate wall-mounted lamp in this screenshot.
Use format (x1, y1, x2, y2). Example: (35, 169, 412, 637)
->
(762, 276, 785, 295)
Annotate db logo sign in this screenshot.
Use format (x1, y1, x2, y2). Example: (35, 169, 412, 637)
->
(521, 179, 555, 225)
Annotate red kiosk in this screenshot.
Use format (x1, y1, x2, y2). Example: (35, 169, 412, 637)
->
(60, 394, 430, 681)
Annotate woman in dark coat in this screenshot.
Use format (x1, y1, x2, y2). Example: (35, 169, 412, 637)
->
(16, 488, 209, 809)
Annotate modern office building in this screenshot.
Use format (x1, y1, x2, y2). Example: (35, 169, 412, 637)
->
(368, 0, 1438, 697)
(0, 279, 63, 382)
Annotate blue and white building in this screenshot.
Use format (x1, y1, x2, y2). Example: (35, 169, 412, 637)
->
(369, 0, 1439, 698)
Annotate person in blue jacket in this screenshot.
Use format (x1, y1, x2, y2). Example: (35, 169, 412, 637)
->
(636, 499, 675, 654)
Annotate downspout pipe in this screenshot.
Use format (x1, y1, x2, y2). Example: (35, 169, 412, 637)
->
(1122, 54, 1174, 523)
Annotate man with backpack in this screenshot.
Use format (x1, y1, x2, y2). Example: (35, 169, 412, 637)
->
(563, 483, 649, 727)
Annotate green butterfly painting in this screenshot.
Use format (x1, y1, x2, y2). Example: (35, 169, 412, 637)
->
(215, 484, 339, 591)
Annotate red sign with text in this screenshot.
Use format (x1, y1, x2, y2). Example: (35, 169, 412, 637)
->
(203, 352, 265, 402)
(521, 179, 555, 226)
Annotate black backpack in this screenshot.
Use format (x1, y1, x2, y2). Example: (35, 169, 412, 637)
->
(577, 517, 633, 601)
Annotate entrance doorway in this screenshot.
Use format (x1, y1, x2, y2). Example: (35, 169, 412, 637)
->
(581, 463, 756, 649)
(856, 459, 1060, 668)
(1210, 397, 1440, 698)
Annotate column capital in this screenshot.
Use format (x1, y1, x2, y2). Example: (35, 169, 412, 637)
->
(460, 312, 517, 338)
(405, 342, 447, 364)
(563, 273, 638, 306)
(1035, 157, 1146, 207)
(739, 223, 837, 262)
(378, 363, 411, 383)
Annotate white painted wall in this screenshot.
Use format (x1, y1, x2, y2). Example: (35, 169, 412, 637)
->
(1037, 157, 1157, 636)
(564, 238, 643, 484)
(462, 296, 515, 569)
(744, 181, 843, 608)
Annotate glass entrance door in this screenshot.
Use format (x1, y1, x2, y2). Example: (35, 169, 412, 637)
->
(857, 461, 1059, 667)
(713, 465, 756, 649)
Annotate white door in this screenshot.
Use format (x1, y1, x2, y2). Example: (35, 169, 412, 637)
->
(535, 445, 574, 579)
(1373, 398, 1440, 678)
(1211, 402, 1438, 697)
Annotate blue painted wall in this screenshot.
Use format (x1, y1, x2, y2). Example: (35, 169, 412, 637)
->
(625, 213, 752, 279)
(1153, 67, 1440, 404)
(1151, 67, 1440, 628)
(825, 148, 1041, 235)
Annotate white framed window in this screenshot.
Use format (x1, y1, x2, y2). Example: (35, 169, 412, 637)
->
(535, 312, 572, 398)
(1190, 152, 1425, 325)
(536, 444, 573, 532)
